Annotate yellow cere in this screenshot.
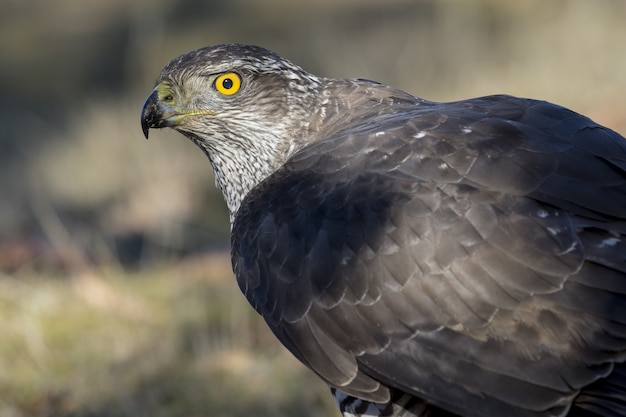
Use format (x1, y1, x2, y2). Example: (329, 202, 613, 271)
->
(153, 80, 215, 123)
(215, 72, 241, 95)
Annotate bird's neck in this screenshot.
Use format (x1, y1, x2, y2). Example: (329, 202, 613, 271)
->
(189, 128, 298, 224)
(305, 78, 424, 143)
(191, 79, 422, 224)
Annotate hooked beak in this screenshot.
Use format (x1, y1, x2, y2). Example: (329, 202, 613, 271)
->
(141, 90, 176, 139)
(141, 88, 215, 139)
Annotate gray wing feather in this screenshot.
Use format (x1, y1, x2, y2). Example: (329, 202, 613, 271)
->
(231, 95, 626, 416)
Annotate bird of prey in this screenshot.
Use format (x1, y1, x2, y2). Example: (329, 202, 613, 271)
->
(141, 44, 626, 417)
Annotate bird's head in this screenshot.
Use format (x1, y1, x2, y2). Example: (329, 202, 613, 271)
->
(141, 44, 324, 216)
(141, 44, 322, 141)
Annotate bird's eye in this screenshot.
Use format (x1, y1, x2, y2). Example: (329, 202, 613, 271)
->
(215, 72, 241, 96)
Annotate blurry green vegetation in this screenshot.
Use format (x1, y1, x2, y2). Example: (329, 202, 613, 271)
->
(1, 0, 626, 416)
(0, 255, 334, 416)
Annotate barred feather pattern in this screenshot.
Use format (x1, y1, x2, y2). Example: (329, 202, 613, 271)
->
(331, 387, 456, 417)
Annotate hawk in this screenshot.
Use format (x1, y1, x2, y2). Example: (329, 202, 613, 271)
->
(141, 44, 626, 417)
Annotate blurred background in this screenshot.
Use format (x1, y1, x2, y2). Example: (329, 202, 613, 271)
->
(1, 0, 625, 416)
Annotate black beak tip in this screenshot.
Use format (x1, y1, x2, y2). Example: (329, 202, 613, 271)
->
(141, 120, 150, 139)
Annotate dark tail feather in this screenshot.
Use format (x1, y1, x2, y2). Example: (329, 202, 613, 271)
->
(571, 363, 626, 416)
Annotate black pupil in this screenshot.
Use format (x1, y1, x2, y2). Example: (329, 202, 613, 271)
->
(222, 78, 233, 89)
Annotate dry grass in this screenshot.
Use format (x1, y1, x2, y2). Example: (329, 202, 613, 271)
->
(0, 255, 336, 417)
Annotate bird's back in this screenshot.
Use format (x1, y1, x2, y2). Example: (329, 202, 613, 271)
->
(232, 93, 626, 417)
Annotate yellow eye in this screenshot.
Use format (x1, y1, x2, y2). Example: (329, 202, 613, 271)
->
(215, 72, 241, 95)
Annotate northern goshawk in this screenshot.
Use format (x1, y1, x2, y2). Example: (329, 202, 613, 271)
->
(141, 44, 626, 417)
